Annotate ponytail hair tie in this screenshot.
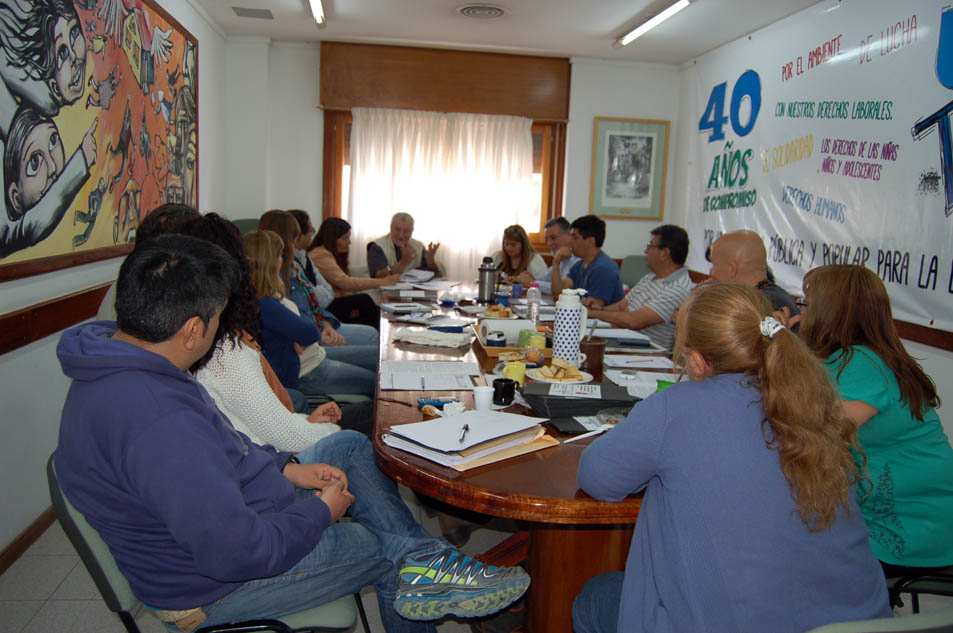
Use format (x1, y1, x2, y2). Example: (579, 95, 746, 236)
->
(760, 316, 785, 339)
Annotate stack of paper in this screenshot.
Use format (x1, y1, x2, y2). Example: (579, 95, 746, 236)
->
(401, 269, 436, 282)
(379, 360, 479, 390)
(382, 411, 558, 471)
(381, 302, 433, 314)
(605, 370, 682, 398)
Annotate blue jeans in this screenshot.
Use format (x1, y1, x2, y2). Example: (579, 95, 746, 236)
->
(194, 431, 441, 633)
(336, 323, 379, 347)
(322, 344, 379, 372)
(287, 388, 308, 413)
(572, 572, 623, 633)
(299, 358, 376, 397)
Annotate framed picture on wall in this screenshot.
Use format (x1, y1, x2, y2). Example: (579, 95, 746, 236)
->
(590, 117, 669, 220)
(0, 0, 198, 281)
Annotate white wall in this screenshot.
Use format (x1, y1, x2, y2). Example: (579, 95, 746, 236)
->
(565, 58, 683, 258)
(0, 0, 228, 551)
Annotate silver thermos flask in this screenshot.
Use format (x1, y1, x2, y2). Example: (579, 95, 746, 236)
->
(477, 257, 496, 304)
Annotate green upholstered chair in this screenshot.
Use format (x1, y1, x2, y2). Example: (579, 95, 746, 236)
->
(620, 254, 650, 288)
(232, 218, 260, 235)
(805, 606, 953, 633)
(47, 456, 370, 633)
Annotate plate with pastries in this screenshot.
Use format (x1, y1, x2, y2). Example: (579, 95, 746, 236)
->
(479, 305, 519, 319)
(526, 357, 593, 384)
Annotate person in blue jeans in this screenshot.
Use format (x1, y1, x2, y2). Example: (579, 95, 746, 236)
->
(55, 235, 529, 633)
(245, 229, 377, 399)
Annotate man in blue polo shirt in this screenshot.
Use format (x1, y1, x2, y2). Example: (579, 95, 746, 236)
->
(550, 214, 624, 306)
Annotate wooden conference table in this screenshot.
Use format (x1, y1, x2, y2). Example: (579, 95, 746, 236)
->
(372, 288, 644, 633)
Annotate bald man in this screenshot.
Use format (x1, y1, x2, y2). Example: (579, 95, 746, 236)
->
(708, 230, 800, 318)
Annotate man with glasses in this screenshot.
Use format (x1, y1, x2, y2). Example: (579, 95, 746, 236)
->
(587, 224, 693, 351)
(708, 230, 800, 326)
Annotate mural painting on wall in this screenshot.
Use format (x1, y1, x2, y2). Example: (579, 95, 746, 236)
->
(0, 0, 196, 278)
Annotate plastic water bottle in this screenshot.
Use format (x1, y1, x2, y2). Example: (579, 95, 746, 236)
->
(526, 282, 542, 325)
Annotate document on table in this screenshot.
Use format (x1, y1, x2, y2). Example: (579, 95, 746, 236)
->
(604, 355, 675, 369)
(381, 283, 414, 290)
(398, 290, 428, 298)
(382, 411, 557, 470)
(401, 269, 436, 282)
(548, 384, 602, 399)
(379, 360, 481, 391)
(605, 370, 682, 398)
(592, 328, 651, 343)
(412, 280, 461, 291)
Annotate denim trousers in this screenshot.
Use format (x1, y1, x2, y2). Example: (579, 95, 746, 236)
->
(322, 343, 379, 372)
(335, 323, 380, 347)
(572, 572, 623, 633)
(298, 358, 376, 398)
(191, 431, 441, 633)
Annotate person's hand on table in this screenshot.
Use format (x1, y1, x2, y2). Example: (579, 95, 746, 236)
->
(773, 306, 801, 329)
(322, 324, 347, 346)
(382, 273, 402, 285)
(581, 297, 605, 309)
(308, 401, 342, 424)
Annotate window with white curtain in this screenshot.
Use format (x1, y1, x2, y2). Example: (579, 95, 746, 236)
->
(344, 107, 538, 281)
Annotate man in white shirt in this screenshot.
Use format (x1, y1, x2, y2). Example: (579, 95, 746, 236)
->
(587, 224, 693, 351)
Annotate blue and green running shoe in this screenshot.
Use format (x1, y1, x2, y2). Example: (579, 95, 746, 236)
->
(394, 547, 530, 620)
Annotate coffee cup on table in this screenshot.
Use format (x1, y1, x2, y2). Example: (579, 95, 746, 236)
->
(492, 378, 517, 406)
(473, 386, 494, 411)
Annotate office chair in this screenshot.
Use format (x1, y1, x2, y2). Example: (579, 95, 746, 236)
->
(47, 456, 371, 633)
(889, 568, 953, 613)
(620, 254, 650, 288)
(805, 606, 953, 633)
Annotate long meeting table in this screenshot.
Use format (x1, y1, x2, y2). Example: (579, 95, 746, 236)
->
(372, 288, 644, 633)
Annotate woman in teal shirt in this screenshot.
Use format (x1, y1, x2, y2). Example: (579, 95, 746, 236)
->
(800, 264, 953, 575)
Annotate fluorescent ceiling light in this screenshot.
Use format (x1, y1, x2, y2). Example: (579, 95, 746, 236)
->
(618, 0, 690, 46)
(309, 0, 325, 25)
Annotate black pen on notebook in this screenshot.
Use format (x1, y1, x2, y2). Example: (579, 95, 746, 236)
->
(459, 424, 469, 444)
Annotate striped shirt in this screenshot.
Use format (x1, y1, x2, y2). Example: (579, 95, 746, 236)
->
(624, 267, 694, 350)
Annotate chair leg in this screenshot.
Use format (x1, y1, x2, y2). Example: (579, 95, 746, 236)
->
(912, 592, 920, 614)
(354, 593, 371, 633)
(118, 610, 142, 633)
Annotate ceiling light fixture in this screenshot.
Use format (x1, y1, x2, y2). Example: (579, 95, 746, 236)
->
(308, 0, 325, 25)
(618, 0, 690, 46)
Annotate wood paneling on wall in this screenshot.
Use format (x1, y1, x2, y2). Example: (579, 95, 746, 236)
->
(320, 42, 570, 120)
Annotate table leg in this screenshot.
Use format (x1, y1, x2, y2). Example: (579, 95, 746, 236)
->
(525, 523, 633, 633)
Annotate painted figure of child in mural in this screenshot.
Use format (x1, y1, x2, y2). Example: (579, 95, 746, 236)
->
(0, 0, 97, 259)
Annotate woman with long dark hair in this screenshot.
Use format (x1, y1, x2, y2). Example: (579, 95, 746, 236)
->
(308, 217, 397, 328)
(799, 264, 953, 576)
(573, 282, 889, 633)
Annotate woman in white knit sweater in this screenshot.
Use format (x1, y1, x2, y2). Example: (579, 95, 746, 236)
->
(183, 213, 372, 451)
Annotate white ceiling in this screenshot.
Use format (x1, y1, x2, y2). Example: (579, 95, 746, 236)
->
(193, 0, 821, 64)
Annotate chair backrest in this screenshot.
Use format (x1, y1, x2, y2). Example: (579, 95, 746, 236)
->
(232, 218, 260, 234)
(620, 254, 650, 288)
(47, 456, 141, 617)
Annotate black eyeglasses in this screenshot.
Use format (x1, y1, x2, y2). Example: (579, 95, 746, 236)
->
(645, 242, 661, 250)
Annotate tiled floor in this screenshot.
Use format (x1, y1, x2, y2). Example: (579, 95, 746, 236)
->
(2, 497, 951, 632)
(0, 489, 514, 633)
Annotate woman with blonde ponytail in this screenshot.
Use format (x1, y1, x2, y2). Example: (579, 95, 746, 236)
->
(573, 282, 890, 633)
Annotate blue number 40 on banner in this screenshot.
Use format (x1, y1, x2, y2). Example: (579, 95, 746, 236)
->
(699, 70, 762, 141)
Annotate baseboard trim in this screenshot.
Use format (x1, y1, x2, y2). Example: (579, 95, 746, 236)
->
(0, 507, 55, 576)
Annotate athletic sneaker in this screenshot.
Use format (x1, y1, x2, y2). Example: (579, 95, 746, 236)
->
(394, 547, 530, 620)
